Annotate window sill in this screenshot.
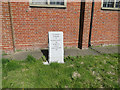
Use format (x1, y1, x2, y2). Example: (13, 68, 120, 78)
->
(101, 7, 120, 11)
(29, 4, 67, 8)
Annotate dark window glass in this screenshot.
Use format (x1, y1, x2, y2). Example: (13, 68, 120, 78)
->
(50, 0, 64, 5)
(103, 0, 114, 8)
(115, 0, 120, 8)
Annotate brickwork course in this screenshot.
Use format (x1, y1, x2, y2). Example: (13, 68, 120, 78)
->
(1, 1, 120, 53)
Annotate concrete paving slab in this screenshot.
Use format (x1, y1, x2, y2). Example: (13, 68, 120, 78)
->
(3, 50, 43, 60)
(2, 45, 119, 60)
(91, 46, 119, 54)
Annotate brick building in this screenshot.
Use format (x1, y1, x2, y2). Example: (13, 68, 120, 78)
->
(1, 0, 120, 53)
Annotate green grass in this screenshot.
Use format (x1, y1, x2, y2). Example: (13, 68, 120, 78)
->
(2, 53, 120, 88)
(0, 59, 2, 88)
(16, 49, 24, 52)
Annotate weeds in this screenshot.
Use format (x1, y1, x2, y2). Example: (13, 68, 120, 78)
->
(41, 56, 47, 62)
(2, 51, 7, 56)
(26, 55, 36, 63)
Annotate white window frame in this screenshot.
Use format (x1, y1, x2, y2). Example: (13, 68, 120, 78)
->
(101, 0, 120, 10)
(29, 0, 67, 8)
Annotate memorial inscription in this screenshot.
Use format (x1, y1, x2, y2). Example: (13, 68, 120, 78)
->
(49, 32, 64, 63)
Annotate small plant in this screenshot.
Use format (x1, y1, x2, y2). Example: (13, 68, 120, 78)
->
(2, 58, 10, 65)
(16, 49, 23, 52)
(2, 51, 8, 56)
(41, 55, 46, 62)
(64, 47, 68, 49)
(26, 55, 36, 62)
(64, 56, 76, 62)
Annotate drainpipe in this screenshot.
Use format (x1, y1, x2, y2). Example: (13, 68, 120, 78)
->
(8, 0, 16, 52)
(88, 0, 94, 47)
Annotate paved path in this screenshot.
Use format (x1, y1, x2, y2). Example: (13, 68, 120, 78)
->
(2, 45, 119, 60)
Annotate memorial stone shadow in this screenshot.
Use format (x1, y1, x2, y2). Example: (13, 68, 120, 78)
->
(41, 49, 48, 62)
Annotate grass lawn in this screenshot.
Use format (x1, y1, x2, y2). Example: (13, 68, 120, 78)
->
(2, 53, 120, 88)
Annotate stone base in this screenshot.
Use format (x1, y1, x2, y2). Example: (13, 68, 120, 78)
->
(43, 61, 49, 65)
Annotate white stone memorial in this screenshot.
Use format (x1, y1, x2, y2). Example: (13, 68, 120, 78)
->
(48, 31, 64, 63)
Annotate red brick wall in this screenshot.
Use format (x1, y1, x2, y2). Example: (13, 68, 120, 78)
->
(2, 1, 119, 53)
(91, 2, 119, 46)
(2, 2, 14, 53)
(0, 1, 2, 52)
(2, 2, 81, 53)
(11, 2, 80, 51)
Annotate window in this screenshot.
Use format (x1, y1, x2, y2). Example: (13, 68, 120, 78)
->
(29, 0, 67, 7)
(102, 0, 120, 10)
